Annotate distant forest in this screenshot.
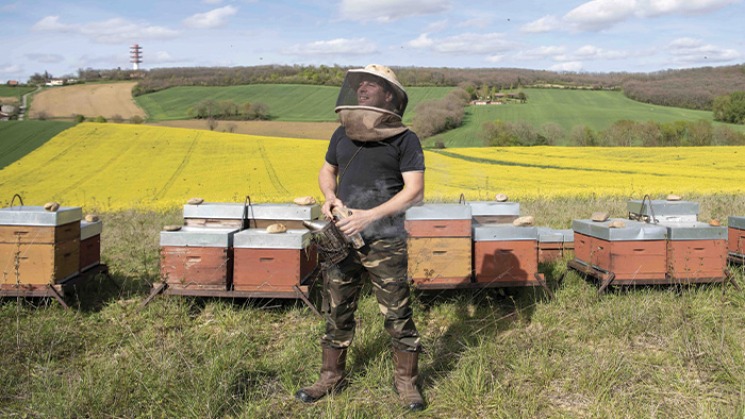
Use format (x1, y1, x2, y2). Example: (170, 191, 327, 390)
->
(71, 64, 745, 112)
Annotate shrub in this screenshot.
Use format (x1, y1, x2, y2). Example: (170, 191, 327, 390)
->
(129, 115, 144, 124)
(73, 114, 85, 123)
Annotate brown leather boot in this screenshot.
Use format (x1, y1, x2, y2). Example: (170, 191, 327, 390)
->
(295, 347, 348, 403)
(393, 349, 425, 411)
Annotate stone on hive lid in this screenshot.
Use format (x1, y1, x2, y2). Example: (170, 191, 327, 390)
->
(293, 196, 317, 206)
(494, 193, 508, 202)
(666, 194, 682, 201)
(513, 215, 534, 227)
(187, 197, 204, 205)
(608, 220, 626, 229)
(85, 214, 100, 222)
(709, 218, 721, 227)
(44, 202, 60, 212)
(266, 223, 287, 234)
(591, 212, 609, 222)
(163, 225, 182, 232)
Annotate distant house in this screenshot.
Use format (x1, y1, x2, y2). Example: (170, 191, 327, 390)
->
(6, 80, 19, 86)
(45, 79, 64, 87)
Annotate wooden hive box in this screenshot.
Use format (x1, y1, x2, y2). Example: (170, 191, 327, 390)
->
(160, 227, 239, 291)
(80, 219, 102, 271)
(627, 199, 699, 223)
(232, 229, 317, 293)
(728, 216, 745, 256)
(467, 201, 520, 225)
(572, 219, 668, 282)
(405, 204, 472, 287)
(537, 228, 574, 264)
(473, 224, 539, 286)
(0, 206, 81, 287)
(662, 222, 727, 281)
(183, 202, 321, 230)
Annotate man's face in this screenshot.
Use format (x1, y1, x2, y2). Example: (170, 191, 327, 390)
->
(356, 76, 392, 109)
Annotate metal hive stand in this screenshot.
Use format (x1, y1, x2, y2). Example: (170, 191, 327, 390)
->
(0, 264, 113, 308)
(413, 272, 555, 299)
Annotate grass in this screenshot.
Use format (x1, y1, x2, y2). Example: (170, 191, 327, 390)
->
(0, 120, 75, 169)
(134, 84, 452, 123)
(2, 195, 745, 417)
(0, 85, 35, 100)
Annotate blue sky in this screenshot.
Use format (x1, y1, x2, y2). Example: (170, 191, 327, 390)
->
(1, 0, 743, 83)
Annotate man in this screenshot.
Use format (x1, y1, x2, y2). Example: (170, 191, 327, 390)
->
(295, 64, 426, 411)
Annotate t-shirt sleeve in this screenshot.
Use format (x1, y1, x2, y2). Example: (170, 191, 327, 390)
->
(399, 131, 426, 173)
(325, 126, 344, 166)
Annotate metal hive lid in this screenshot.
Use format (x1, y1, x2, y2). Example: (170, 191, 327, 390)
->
(80, 220, 103, 240)
(0, 206, 82, 226)
(473, 224, 538, 241)
(659, 221, 727, 240)
(233, 228, 312, 249)
(405, 204, 471, 220)
(467, 201, 520, 217)
(729, 216, 745, 230)
(160, 226, 240, 247)
(627, 199, 699, 218)
(573, 218, 667, 241)
(183, 202, 321, 221)
(536, 227, 574, 243)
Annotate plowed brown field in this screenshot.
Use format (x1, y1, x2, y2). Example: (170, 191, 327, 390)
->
(150, 120, 338, 140)
(30, 82, 146, 120)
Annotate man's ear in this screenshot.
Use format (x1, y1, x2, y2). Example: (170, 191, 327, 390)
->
(385, 91, 394, 103)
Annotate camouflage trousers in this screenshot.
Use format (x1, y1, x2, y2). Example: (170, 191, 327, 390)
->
(320, 237, 421, 352)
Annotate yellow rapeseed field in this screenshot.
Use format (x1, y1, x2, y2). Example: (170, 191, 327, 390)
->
(2, 123, 745, 211)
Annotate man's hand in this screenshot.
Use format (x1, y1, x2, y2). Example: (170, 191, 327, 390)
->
(321, 198, 344, 220)
(335, 208, 377, 236)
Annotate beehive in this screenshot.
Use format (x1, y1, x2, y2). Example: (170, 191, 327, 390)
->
(473, 224, 539, 286)
(573, 219, 667, 282)
(467, 201, 520, 225)
(661, 221, 727, 281)
(79, 219, 103, 271)
(537, 228, 574, 263)
(405, 204, 472, 286)
(728, 216, 745, 256)
(160, 227, 239, 290)
(627, 199, 699, 223)
(0, 206, 81, 286)
(232, 229, 317, 293)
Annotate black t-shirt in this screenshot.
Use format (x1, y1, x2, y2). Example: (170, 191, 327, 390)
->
(325, 126, 425, 240)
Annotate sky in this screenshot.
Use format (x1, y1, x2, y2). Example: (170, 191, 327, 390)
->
(1, 0, 744, 83)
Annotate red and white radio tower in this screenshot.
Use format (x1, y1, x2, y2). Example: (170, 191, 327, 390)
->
(130, 44, 143, 70)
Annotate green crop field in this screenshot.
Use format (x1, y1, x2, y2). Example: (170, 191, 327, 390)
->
(0, 85, 35, 99)
(0, 120, 75, 169)
(427, 88, 734, 148)
(134, 84, 453, 123)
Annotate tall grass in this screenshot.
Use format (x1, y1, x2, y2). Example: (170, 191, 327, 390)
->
(2, 196, 745, 417)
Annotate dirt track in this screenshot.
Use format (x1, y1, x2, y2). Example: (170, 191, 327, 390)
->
(30, 82, 146, 120)
(150, 120, 338, 140)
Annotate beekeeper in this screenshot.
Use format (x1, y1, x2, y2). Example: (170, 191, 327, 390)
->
(295, 64, 426, 411)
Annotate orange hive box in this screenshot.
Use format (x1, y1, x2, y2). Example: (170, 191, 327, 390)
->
(572, 218, 668, 283)
(537, 228, 574, 264)
(728, 216, 745, 257)
(0, 206, 81, 287)
(405, 204, 472, 287)
(661, 221, 727, 282)
(159, 227, 239, 291)
(232, 229, 317, 293)
(79, 219, 102, 271)
(473, 224, 539, 286)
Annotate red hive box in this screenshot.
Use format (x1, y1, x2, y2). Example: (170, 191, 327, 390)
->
(405, 204, 472, 287)
(663, 222, 727, 281)
(0, 206, 81, 287)
(728, 216, 745, 257)
(473, 224, 539, 286)
(537, 228, 574, 264)
(572, 219, 668, 282)
(232, 229, 317, 293)
(159, 227, 239, 291)
(79, 219, 102, 271)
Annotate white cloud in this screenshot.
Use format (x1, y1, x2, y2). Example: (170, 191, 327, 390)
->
(485, 55, 504, 63)
(521, 15, 562, 33)
(425, 19, 449, 32)
(406, 33, 433, 48)
(150, 51, 182, 64)
(668, 37, 741, 63)
(183, 6, 238, 29)
(550, 61, 584, 72)
(340, 0, 449, 22)
(283, 38, 376, 56)
(457, 17, 492, 29)
(574, 45, 630, 60)
(25, 53, 65, 64)
(202, 0, 223, 4)
(563, 0, 636, 31)
(641, 0, 740, 16)
(0, 64, 22, 74)
(515, 46, 567, 60)
(32, 16, 179, 44)
(408, 32, 512, 54)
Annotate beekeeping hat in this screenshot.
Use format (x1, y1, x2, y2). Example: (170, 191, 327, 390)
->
(335, 64, 409, 118)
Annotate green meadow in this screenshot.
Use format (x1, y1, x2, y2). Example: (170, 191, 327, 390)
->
(0, 85, 35, 100)
(0, 120, 75, 169)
